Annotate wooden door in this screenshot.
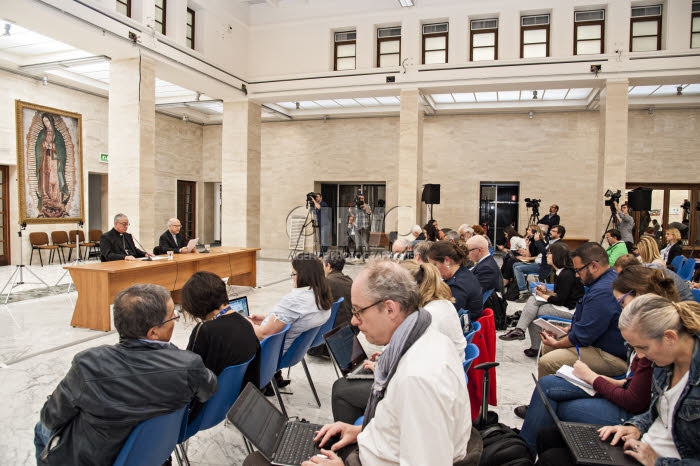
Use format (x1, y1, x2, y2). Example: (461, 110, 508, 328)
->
(177, 180, 196, 240)
(0, 166, 9, 266)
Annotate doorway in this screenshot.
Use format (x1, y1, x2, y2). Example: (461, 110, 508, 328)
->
(320, 183, 386, 247)
(479, 182, 519, 247)
(177, 180, 197, 240)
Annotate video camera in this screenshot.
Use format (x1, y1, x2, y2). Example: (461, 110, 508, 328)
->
(306, 192, 317, 209)
(604, 189, 622, 214)
(524, 198, 541, 209)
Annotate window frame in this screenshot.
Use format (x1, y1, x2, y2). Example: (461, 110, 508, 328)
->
(573, 12, 604, 55)
(630, 15, 662, 52)
(334, 31, 357, 71)
(186, 7, 195, 50)
(470, 20, 498, 61)
(377, 28, 401, 68)
(422, 24, 449, 65)
(116, 0, 131, 17)
(155, 0, 166, 35)
(692, 2, 700, 48)
(520, 23, 550, 58)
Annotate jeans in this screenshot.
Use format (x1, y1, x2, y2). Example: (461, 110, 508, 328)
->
(34, 422, 52, 462)
(519, 375, 632, 454)
(513, 262, 540, 292)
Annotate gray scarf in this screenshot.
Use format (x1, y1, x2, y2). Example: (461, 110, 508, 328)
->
(362, 308, 432, 429)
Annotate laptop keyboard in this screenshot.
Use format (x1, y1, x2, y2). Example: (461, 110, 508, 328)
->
(276, 422, 318, 465)
(356, 367, 373, 375)
(567, 425, 614, 462)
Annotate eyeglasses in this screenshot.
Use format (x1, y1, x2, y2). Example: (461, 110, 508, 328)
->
(170, 224, 182, 228)
(118, 222, 130, 226)
(158, 309, 181, 326)
(616, 290, 635, 305)
(351, 300, 384, 319)
(573, 261, 594, 274)
(468, 247, 481, 252)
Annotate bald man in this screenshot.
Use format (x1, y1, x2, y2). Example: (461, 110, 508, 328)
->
(158, 218, 195, 254)
(467, 235, 502, 293)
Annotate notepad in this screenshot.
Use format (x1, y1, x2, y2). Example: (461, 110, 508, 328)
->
(555, 364, 596, 396)
(533, 318, 568, 338)
(186, 238, 198, 252)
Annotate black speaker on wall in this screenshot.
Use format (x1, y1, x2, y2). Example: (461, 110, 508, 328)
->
(421, 184, 441, 204)
(628, 188, 652, 211)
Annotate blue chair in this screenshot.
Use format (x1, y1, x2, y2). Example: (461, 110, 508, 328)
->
(274, 325, 323, 417)
(113, 405, 188, 466)
(678, 258, 696, 281)
(671, 255, 686, 273)
(259, 324, 291, 390)
(482, 289, 493, 305)
(465, 321, 481, 346)
(464, 343, 480, 373)
(354, 415, 364, 426)
(175, 356, 255, 463)
(692, 289, 700, 304)
(308, 298, 343, 350)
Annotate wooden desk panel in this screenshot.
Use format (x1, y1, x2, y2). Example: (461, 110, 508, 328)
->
(66, 247, 259, 331)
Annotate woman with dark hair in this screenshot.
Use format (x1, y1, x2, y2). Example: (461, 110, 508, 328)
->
(426, 241, 483, 321)
(181, 271, 260, 419)
(423, 222, 438, 242)
(500, 242, 585, 357)
(249, 253, 333, 355)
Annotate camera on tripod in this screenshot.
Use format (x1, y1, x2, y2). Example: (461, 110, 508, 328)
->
(524, 198, 541, 210)
(604, 189, 622, 212)
(306, 192, 317, 209)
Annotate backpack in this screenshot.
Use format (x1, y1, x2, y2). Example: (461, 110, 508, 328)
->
(503, 280, 520, 302)
(478, 423, 534, 466)
(484, 292, 508, 331)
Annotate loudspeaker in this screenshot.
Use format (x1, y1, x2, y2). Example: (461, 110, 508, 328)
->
(421, 184, 441, 204)
(628, 188, 652, 211)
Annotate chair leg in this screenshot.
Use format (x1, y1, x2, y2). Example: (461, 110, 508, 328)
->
(175, 443, 191, 466)
(301, 357, 321, 408)
(30, 248, 34, 266)
(243, 436, 253, 454)
(270, 377, 288, 418)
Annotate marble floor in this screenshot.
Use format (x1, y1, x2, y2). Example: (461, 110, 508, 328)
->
(0, 256, 536, 465)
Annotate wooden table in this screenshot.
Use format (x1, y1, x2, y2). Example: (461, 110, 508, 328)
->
(65, 247, 259, 331)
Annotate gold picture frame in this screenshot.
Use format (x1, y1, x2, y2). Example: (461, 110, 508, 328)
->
(15, 100, 84, 224)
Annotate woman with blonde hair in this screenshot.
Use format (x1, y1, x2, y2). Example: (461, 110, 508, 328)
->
(636, 236, 665, 267)
(660, 228, 683, 270)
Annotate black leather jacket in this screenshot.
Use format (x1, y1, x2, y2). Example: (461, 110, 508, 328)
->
(39, 338, 217, 465)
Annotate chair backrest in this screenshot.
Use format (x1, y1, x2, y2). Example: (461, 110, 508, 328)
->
(277, 325, 321, 371)
(692, 289, 700, 304)
(309, 297, 343, 348)
(258, 324, 291, 388)
(465, 321, 481, 346)
(89, 229, 103, 242)
(51, 230, 69, 244)
(113, 404, 188, 466)
(181, 355, 255, 441)
(29, 232, 50, 246)
(671, 255, 686, 272)
(678, 257, 696, 281)
(69, 230, 86, 242)
(464, 343, 480, 373)
(482, 289, 493, 305)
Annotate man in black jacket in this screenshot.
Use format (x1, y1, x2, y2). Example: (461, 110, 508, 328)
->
(99, 213, 152, 261)
(158, 217, 196, 254)
(34, 284, 218, 465)
(538, 204, 560, 235)
(467, 234, 502, 293)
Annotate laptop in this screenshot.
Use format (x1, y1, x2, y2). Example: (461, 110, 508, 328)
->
(532, 374, 638, 465)
(323, 324, 375, 380)
(228, 383, 324, 466)
(229, 296, 249, 317)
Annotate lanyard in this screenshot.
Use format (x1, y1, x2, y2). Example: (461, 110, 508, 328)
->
(214, 306, 232, 319)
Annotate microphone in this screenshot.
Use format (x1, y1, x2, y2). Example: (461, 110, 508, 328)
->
(132, 235, 152, 260)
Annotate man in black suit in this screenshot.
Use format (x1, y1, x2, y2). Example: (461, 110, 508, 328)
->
(538, 204, 560, 235)
(158, 218, 195, 254)
(467, 234, 502, 293)
(99, 213, 152, 261)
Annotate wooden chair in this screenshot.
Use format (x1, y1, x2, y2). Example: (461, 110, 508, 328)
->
(69, 230, 95, 260)
(29, 232, 59, 266)
(51, 231, 78, 262)
(88, 229, 102, 260)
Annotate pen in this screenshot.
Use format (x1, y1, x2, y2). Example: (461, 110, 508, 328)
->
(576, 345, 581, 360)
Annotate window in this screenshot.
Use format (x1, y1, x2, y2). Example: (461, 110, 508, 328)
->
(692, 1, 700, 48)
(630, 5, 662, 52)
(334, 31, 356, 71)
(422, 22, 448, 64)
(521, 14, 550, 58)
(470, 18, 498, 61)
(116, 0, 130, 17)
(574, 10, 604, 55)
(186, 8, 195, 49)
(155, 0, 166, 35)
(377, 27, 401, 67)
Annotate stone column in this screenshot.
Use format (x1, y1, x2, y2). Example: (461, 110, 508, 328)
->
(394, 89, 423, 237)
(596, 78, 629, 238)
(221, 100, 261, 247)
(108, 57, 156, 248)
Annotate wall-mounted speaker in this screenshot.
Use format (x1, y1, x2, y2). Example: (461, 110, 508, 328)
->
(628, 188, 652, 211)
(421, 184, 441, 204)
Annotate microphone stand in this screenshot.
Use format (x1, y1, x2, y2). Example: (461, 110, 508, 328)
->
(56, 221, 86, 291)
(0, 223, 51, 304)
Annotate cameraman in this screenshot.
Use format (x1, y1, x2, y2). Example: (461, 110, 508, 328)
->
(313, 193, 330, 257)
(538, 203, 560, 235)
(614, 201, 635, 252)
(348, 193, 372, 259)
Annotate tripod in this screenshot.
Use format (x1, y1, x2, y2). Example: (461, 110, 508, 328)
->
(600, 209, 619, 245)
(289, 206, 318, 259)
(527, 206, 540, 226)
(0, 226, 51, 304)
(56, 221, 86, 291)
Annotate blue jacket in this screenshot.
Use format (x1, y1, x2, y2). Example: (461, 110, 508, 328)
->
(626, 336, 700, 465)
(567, 268, 626, 360)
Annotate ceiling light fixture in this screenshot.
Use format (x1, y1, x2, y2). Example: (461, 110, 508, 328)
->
(196, 92, 202, 101)
(677, 86, 683, 96)
(648, 106, 654, 115)
(398, 0, 414, 6)
(182, 115, 188, 122)
(2, 23, 10, 37)
(42, 76, 48, 86)
(528, 111, 534, 119)
(295, 101, 300, 109)
(532, 90, 538, 100)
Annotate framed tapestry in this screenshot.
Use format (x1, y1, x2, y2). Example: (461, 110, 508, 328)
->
(15, 100, 84, 224)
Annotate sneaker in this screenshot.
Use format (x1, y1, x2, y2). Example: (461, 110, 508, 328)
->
(499, 328, 526, 341)
(514, 292, 531, 303)
(514, 405, 528, 419)
(523, 348, 539, 358)
(262, 383, 276, 397)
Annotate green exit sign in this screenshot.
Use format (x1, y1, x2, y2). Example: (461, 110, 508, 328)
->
(100, 153, 108, 163)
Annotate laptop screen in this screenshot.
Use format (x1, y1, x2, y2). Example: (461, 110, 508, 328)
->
(229, 296, 249, 317)
(228, 383, 287, 458)
(324, 324, 367, 375)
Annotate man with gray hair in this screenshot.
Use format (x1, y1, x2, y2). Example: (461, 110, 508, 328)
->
(35, 284, 217, 465)
(458, 224, 475, 241)
(308, 260, 471, 465)
(391, 237, 411, 260)
(99, 213, 153, 261)
(158, 217, 196, 254)
(445, 230, 461, 243)
(412, 241, 432, 263)
(467, 234, 502, 293)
